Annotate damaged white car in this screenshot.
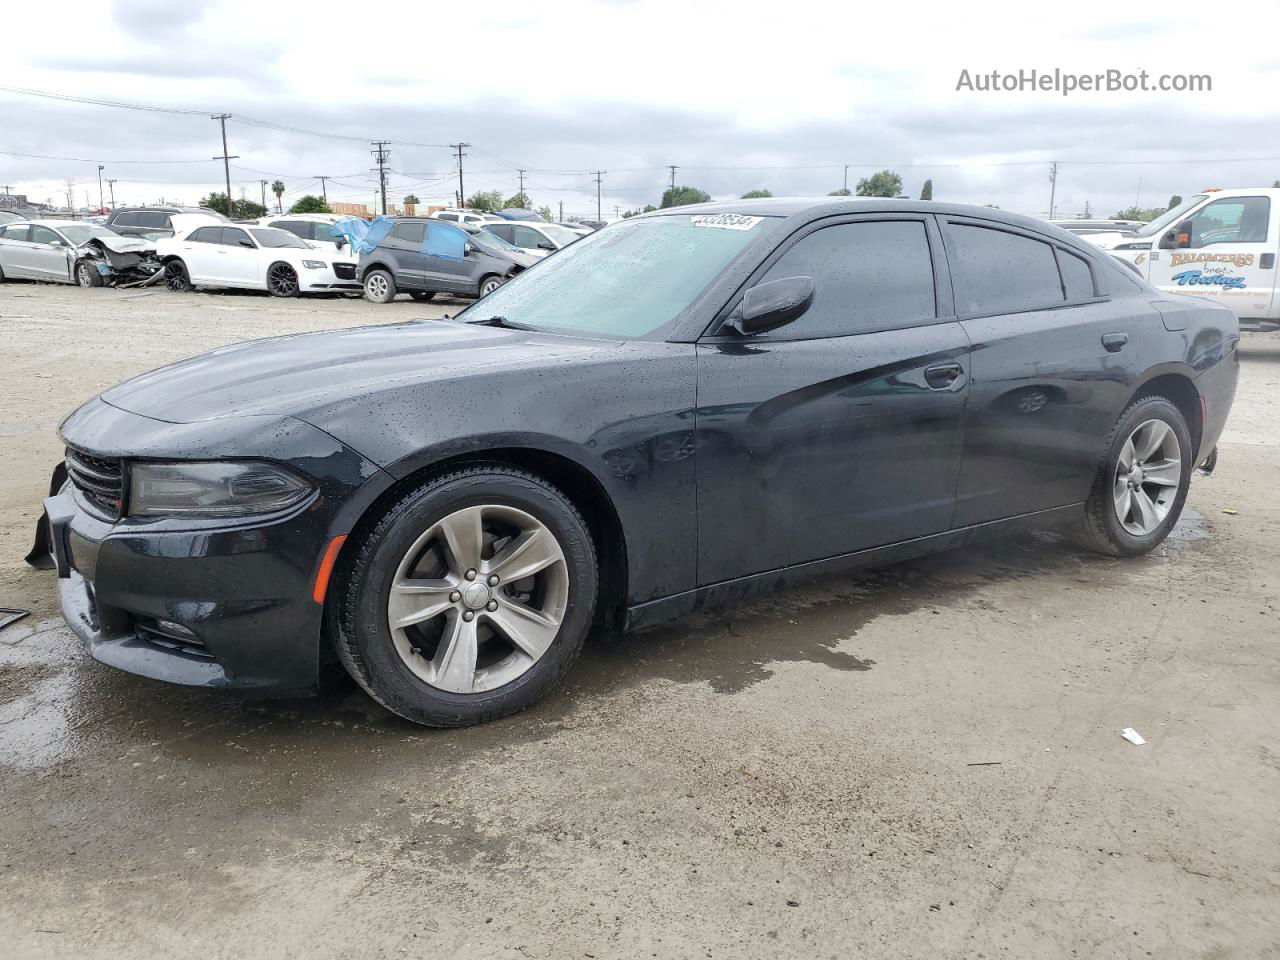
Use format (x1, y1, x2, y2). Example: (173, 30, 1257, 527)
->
(0, 219, 164, 288)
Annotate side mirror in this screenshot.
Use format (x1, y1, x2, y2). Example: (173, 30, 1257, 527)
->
(727, 276, 815, 336)
(537, 241, 556, 250)
(1175, 219, 1193, 248)
(464, 242, 476, 255)
(239, 238, 255, 248)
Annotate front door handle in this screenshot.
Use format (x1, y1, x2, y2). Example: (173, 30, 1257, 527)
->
(1102, 332, 1129, 352)
(923, 362, 964, 389)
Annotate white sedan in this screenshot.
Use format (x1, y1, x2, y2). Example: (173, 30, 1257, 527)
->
(480, 221, 583, 259)
(155, 219, 360, 296)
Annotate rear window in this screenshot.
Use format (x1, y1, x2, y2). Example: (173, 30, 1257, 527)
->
(139, 211, 169, 229)
(946, 223, 1064, 316)
(1057, 249, 1095, 300)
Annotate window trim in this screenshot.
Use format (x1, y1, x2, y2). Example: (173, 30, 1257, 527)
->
(700, 212, 951, 342)
(938, 216, 1109, 321)
(1183, 195, 1272, 248)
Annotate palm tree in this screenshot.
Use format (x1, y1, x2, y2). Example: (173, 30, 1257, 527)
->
(271, 180, 285, 214)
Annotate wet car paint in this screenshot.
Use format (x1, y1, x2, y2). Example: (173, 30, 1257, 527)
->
(46, 198, 1238, 695)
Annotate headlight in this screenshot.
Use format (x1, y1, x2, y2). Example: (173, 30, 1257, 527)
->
(301, 260, 327, 270)
(129, 461, 314, 518)
(1113, 242, 1151, 251)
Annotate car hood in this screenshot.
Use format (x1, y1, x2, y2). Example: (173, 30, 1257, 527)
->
(100, 319, 617, 424)
(81, 235, 157, 255)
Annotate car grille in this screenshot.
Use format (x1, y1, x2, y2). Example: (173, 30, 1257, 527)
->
(333, 263, 356, 280)
(65, 447, 124, 519)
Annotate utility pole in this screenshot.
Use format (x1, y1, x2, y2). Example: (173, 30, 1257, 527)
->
(667, 164, 677, 196)
(211, 114, 237, 215)
(96, 165, 105, 214)
(594, 170, 605, 221)
(106, 179, 116, 208)
(843, 164, 849, 192)
(558, 200, 564, 221)
(517, 168, 526, 202)
(1047, 161, 1058, 220)
(64, 178, 76, 219)
(314, 175, 329, 205)
(450, 142, 470, 208)
(371, 141, 391, 215)
(1134, 175, 1143, 208)
(259, 180, 268, 211)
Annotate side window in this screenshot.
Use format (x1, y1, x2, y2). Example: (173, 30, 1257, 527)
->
(221, 227, 253, 247)
(513, 226, 545, 248)
(754, 220, 937, 338)
(437, 213, 458, 222)
(273, 220, 307, 239)
(1, 224, 29, 241)
(29, 225, 62, 245)
(112, 211, 138, 227)
(312, 222, 336, 242)
(946, 223, 1064, 316)
(139, 211, 169, 229)
(1057, 249, 1095, 300)
(188, 226, 219, 243)
(486, 224, 514, 242)
(1186, 196, 1270, 246)
(389, 222, 426, 244)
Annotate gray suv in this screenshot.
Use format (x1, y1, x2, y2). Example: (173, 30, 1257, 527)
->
(104, 206, 227, 240)
(358, 218, 536, 303)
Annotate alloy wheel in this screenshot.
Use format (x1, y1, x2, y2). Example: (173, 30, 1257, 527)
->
(268, 264, 298, 296)
(76, 263, 96, 287)
(387, 504, 569, 694)
(367, 274, 389, 300)
(163, 262, 189, 291)
(1113, 418, 1182, 536)
(480, 278, 502, 296)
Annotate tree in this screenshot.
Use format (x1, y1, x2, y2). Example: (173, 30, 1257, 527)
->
(271, 180, 285, 214)
(199, 192, 266, 219)
(855, 169, 903, 197)
(1167, 194, 1182, 209)
(660, 185, 711, 208)
(403, 194, 420, 205)
(1111, 205, 1167, 222)
(289, 195, 331, 214)
(827, 188, 852, 196)
(504, 191, 531, 210)
(920, 179, 933, 201)
(740, 189, 772, 199)
(465, 190, 503, 213)
(537, 205, 554, 222)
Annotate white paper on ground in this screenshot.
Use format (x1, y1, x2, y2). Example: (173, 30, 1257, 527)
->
(1121, 727, 1146, 745)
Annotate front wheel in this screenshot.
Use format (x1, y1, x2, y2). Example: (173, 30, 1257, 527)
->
(267, 262, 300, 298)
(1075, 396, 1192, 557)
(75, 260, 103, 288)
(330, 467, 598, 727)
(364, 269, 396, 303)
(478, 275, 503, 298)
(163, 259, 192, 292)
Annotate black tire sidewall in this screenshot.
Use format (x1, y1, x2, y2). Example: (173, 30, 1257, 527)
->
(344, 471, 597, 724)
(409, 290, 435, 302)
(1097, 397, 1193, 554)
(268, 263, 299, 298)
(165, 260, 191, 291)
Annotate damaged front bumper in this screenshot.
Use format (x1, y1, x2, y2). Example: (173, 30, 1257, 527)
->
(79, 236, 165, 288)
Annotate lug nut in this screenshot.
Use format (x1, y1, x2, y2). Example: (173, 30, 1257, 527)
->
(449, 591, 461, 603)
(487, 574, 499, 586)
(464, 569, 477, 581)
(462, 610, 475, 622)
(486, 599, 498, 612)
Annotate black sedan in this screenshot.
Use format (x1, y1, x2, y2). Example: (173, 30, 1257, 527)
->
(34, 198, 1239, 726)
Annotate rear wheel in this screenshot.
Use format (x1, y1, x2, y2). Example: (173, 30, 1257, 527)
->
(364, 269, 396, 303)
(331, 467, 598, 727)
(409, 290, 435, 302)
(1075, 396, 1192, 557)
(267, 262, 300, 297)
(75, 260, 103, 288)
(478, 275, 503, 298)
(163, 259, 192, 292)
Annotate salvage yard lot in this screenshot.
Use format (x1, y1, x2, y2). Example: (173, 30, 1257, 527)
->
(1, 284, 1279, 959)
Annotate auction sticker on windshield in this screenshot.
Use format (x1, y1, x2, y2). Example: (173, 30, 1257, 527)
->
(691, 214, 763, 230)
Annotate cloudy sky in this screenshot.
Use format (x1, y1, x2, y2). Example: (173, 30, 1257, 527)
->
(3, 0, 1280, 220)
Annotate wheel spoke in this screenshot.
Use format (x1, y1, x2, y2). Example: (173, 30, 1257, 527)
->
(486, 598, 561, 660)
(437, 506, 485, 574)
(387, 578, 455, 629)
(1131, 487, 1159, 531)
(487, 527, 562, 583)
(1143, 458, 1180, 486)
(1117, 437, 1136, 472)
(432, 615, 479, 692)
(1113, 482, 1132, 523)
(1136, 420, 1170, 462)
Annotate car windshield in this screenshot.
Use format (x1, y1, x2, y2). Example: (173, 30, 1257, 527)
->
(57, 224, 119, 245)
(251, 228, 310, 249)
(463, 213, 774, 339)
(1135, 195, 1209, 238)
(539, 224, 580, 246)
(474, 228, 522, 254)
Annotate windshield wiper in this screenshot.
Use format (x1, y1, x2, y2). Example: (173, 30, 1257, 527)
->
(470, 315, 534, 330)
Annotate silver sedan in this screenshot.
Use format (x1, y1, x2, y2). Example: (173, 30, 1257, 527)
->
(0, 219, 129, 286)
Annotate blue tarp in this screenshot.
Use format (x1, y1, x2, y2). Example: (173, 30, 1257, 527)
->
(424, 220, 467, 260)
(332, 216, 394, 255)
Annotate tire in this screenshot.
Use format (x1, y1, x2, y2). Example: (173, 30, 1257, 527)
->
(477, 275, 503, 298)
(75, 260, 103, 288)
(163, 259, 192, 292)
(364, 269, 396, 303)
(1075, 395, 1193, 557)
(409, 290, 435, 302)
(267, 262, 300, 298)
(330, 466, 598, 727)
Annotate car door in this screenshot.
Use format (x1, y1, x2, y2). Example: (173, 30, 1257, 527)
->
(695, 214, 971, 583)
(382, 221, 428, 288)
(1146, 194, 1278, 325)
(941, 217, 1144, 527)
(26, 225, 73, 282)
(217, 227, 264, 286)
(0, 223, 35, 277)
(171, 225, 222, 282)
(422, 221, 477, 292)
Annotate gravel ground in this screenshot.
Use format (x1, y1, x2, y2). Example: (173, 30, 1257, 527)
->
(2, 283, 1278, 959)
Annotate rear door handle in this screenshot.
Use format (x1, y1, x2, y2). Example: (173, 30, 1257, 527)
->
(923, 362, 964, 389)
(1102, 332, 1128, 352)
